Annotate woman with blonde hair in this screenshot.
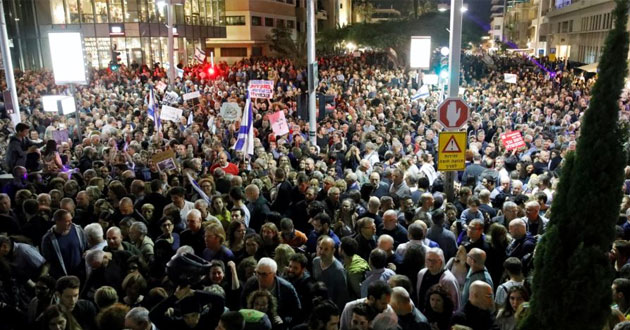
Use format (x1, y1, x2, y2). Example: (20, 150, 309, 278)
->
(273, 244, 295, 277)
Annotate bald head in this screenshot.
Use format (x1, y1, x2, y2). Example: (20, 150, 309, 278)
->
(245, 184, 260, 202)
(470, 281, 494, 310)
(390, 286, 413, 315)
(119, 197, 134, 215)
(467, 248, 486, 270)
(509, 219, 527, 239)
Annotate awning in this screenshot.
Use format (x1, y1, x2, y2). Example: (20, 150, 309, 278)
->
(578, 62, 599, 73)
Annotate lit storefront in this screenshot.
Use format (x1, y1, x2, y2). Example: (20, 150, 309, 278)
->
(5, 0, 226, 70)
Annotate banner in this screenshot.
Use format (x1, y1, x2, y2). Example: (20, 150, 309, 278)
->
(160, 105, 183, 122)
(219, 102, 242, 121)
(269, 111, 289, 137)
(500, 131, 526, 151)
(504, 73, 518, 84)
(248, 80, 274, 99)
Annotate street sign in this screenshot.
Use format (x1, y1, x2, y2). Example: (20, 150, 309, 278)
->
(438, 97, 469, 130)
(438, 132, 467, 171)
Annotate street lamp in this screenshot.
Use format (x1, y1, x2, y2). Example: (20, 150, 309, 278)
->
(440, 47, 450, 56)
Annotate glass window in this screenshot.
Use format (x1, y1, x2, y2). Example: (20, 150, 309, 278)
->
(199, 0, 206, 25)
(67, 0, 80, 23)
(51, 0, 66, 24)
(110, 0, 123, 22)
(80, 0, 94, 23)
(277, 19, 284, 28)
(141, 37, 151, 65)
(251, 16, 261, 26)
(94, 0, 108, 23)
(97, 38, 112, 68)
(159, 37, 168, 65)
(147, 0, 157, 22)
(205, 0, 212, 25)
(84, 38, 99, 68)
(184, 0, 191, 24)
(191, 0, 199, 25)
(125, 0, 140, 22)
(126, 37, 142, 65)
(157, 1, 166, 23)
(265, 17, 273, 27)
(225, 16, 245, 25)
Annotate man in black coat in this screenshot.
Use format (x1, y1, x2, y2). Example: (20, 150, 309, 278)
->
(506, 219, 536, 261)
(451, 281, 499, 330)
(245, 184, 271, 233)
(271, 168, 294, 216)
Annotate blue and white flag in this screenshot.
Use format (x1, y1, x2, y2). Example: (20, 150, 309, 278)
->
(147, 87, 161, 130)
(232, 95, 254, 155)
(195, 47, 206, 63)
(187, 110, 194, 127)
(411, 85, 430, 101)
(187, 173, 211, 204)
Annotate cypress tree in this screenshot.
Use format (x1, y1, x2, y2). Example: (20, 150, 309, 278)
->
(520, 1, 629, 329)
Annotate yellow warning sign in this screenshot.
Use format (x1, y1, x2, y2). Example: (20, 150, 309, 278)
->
(438, 132, 467, 171)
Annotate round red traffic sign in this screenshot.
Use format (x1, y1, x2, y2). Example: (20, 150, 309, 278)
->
(438, 97, 469, 129)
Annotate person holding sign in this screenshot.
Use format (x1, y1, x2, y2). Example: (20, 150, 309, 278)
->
(209, 151, 239, 176)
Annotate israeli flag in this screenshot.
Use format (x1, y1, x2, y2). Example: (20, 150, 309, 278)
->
(411, 85, 430, 101)
(147, 87, 161, 130)
(232, 94, 254, 155)
(187, 173, 211, 204)
(195, 47, 206, 62)
(187, 110, 194, 127)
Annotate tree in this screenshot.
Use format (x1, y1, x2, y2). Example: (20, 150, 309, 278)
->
(266, 27, 307, 66)
(520, 1, 630, 330)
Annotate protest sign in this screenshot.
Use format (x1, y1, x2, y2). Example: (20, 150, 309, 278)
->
(219, 102, 241, 121)
(52, 129, 69, 145)
(269, 111, 289, 136)
(248, 80, 274, 99)
(500, 131, 526, 151)
(160, 105, 183, 122)
(151, 150, 177, 172)
(183, 91, 200, 101)
(504, 73, 518, 84)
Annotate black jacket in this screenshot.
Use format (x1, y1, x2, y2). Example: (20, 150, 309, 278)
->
(451, 302, 499, 330)
(241, 276, 302, 326)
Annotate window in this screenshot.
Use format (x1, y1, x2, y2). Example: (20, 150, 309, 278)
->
(109, 0, 123, 23)
(67, 0, 80, 23)
(252, 16, 262, 26)
(124, 0, 140, 22)
(252, 47, 262, 56)
(221, 47, 247, 57)
(494, 25, 501, 30)
(94, 0, 108, 23)
(80, 0, 94, 23)
(569, 20, 573, 32)
(287, 20, 294, 29)
(277, 19, 285, 28)
(51, 0, 65, 24)
(225, 15, 245, 25)
(265, 17, 274, 26)
(286, 0, 293, 4)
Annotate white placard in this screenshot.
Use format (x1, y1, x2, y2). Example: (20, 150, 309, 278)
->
(42, 95, 76, 114)
(423, 74, 439, 85)
(160, 105, 183, 122)
(504, 73, 518, 84)
(48, 32, 88, 85)
(410, 36, 431, 69)
(163, 91, 179, 105)
(220, 102, 242, 121)
(183, 91, 200, 101)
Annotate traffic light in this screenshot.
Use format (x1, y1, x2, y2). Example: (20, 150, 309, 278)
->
(203, 63, 217, 79)
(110, 49, 121, 71)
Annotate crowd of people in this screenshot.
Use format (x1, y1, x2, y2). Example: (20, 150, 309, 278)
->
(0, 48, 630, 330)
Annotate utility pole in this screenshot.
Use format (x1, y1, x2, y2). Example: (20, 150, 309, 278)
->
(307, 0, 317, 145)
(444, 0, 463, 203)
(167, 0, 175, 89)
(0, 0, 20, 128)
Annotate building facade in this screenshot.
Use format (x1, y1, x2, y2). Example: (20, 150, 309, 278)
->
(2, 0, 227, 70)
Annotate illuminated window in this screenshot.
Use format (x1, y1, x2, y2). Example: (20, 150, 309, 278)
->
(97, 38, 112, 68)
(125, 0, 140, 22)
(225, 16, 245, 25)
(94, 0, 108, 23)
(199, 0, 206, 25)
(67, 0, 80, 23)
(251, 16, 261, 26)
(110, 0, 123, 22)
(51, 0, 66, 24)
(80, 0, 94, 23)
(148, 0, 158, 22)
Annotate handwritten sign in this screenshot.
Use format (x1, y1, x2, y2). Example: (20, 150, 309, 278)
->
(163, 91, 179, 105)
(504, 73, 518, 84)
(269, 111, 289, 137)
(219, 102, 242, 121)
(160, 105, 183, 122)
(183, 91, 200, 101)
(156, 81, 167, 93)
(500, 131, 526, 151)
(248, 80, 274, 99)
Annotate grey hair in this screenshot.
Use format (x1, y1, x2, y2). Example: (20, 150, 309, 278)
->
(85, 249, 105, 266)
(383, 209, 398, 219)
(194, 199, 209, 209)
(257, 257, 278, 274)
(130, 221, 148, 235)
(125, 306, 150, 324)
(186, 208, 202, 221)
(503, 201, 518, 211)
(176, 245, 195, 255)
(426, 247, 446, 268)
(84, 223, 104, 243)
